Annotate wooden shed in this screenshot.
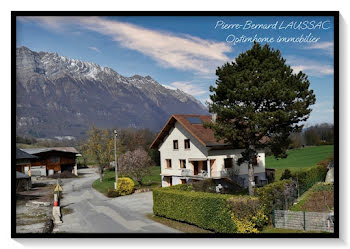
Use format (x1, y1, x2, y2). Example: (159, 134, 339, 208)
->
(16, 148, 38, 174)
(22, 147, 79, 176)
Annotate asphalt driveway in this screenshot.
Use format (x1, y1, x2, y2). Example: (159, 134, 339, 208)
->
(56, 168, 180, 233)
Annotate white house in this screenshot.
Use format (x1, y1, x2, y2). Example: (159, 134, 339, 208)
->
(150, 114, 269, 188)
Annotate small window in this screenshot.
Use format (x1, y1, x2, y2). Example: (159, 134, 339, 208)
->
(184, 139, 190, 149)
(165, 159, 172, 168)
(50, 156, 60, 163)
(173, 140, 178, 150)
(179, 159, 186, 168)
(224, 158, 234, 168)
(180, 179, 187, 184)
(253, 156, 258, 167)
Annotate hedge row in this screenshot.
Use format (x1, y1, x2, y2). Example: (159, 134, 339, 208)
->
(291, 164, 328, 195)
(257, 164, 329, 215)
(153, 187, 237, 233)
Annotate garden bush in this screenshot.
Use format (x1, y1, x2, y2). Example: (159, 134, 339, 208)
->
(280, 169, 292, 180)
(116, 177, 135, 196)
(291, 164, 328, 195)
(106, 189, 119, 198)
(227, 196, 268, 233)
(255, 180, 298, 215)
(153, 187, 237, 233)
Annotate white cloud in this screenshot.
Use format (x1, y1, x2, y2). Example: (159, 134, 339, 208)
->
(19, 16, 232, 75)
(88, 46, 100, 52)
(165, 81, 207, 96)
(286, 56, 333, 77)
(304, 42, 333, 55)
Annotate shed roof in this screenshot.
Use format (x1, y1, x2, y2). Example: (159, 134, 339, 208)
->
(22, 147, 79, 155)
(16, 148, 38, 160)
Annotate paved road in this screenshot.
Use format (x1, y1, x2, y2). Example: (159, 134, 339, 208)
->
(56, 168, 180, 233)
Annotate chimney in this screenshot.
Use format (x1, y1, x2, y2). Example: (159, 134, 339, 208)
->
(211, 113, 217, 123)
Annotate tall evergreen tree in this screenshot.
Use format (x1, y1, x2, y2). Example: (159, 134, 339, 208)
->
(207, 43, 316, 195)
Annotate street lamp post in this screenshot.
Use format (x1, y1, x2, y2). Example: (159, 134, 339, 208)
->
(114, 130, 118, 190)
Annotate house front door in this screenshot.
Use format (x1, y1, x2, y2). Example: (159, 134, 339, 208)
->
(193, 161, 198, 175)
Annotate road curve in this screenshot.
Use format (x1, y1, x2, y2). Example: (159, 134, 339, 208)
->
(56, 168, 180, 233)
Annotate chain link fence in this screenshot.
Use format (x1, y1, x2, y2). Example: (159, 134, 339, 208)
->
(273, 210, 334, 233)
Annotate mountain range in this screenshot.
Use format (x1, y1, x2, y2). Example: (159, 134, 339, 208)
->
(16, 46, 208, 139)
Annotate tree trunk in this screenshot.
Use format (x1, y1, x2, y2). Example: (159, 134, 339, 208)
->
(99, 167, 103, 183)
(248, 162, 255, 196)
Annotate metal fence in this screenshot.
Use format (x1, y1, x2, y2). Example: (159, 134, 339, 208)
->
(273, 210, 334, 233)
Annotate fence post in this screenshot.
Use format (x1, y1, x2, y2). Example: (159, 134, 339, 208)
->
(303, 211, 306, 231)
(273, 210, 275, 228)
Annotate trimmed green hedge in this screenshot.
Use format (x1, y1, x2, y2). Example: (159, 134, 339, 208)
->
(153, 187, 237, 233)
(291, 164, 328, 195)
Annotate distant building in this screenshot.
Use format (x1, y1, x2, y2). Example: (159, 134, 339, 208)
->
(21, 147, 79, 176)
(150, 114, 268, 188)
(16, 148, 38, 173)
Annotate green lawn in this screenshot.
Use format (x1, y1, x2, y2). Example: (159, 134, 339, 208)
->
(92, 166, 161, 196)
(266, 145, 334, 180)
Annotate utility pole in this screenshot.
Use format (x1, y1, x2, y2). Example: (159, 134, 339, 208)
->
(114, 129, 118, 190)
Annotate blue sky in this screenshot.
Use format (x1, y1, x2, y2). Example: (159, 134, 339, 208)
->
(16, 16, 334, 125)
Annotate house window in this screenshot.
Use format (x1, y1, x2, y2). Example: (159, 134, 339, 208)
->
(164, 176, 172, 186)
(173, 140, 179, 150)
(253, 156, 259, 167)
(179, 159, 186, 168)
(50, 156, 60, 163)
(165, 159, 172, 168)
(184, 139, 190, 149)
(224, 158, 234, 168)
(180, 179, 187, 184)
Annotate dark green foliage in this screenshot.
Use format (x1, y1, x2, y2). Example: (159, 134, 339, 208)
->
(280, 169, 292, 180)
(255, 180, 298, 215)
(207, 42, 316, 158)
(291, 164, 328, 195)
(153, 187, 237, 233)
(192, 179, 217, 193)
(106, 189, 119, 198)
(206, 43, 316, 195)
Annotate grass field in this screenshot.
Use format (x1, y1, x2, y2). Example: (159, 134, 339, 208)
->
(265, 145, 334, 180)
(92, 166, 161, 196)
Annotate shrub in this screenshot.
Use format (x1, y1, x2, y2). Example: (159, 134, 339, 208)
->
(106, 189, 119, 198)
(292, 164, 328, 195)
(116, 177, 135, 196)
(227, 196, 268, 233)
(192, 178, 246, 195)
(153, 187, 237, 233)
(192, 179, 217, 193)
(280, 169, 292, 180)
(255, 180, 298, 215)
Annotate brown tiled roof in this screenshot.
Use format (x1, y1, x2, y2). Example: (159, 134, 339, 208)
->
(150, 114, 269, 150)
(150, 114, 226, 149)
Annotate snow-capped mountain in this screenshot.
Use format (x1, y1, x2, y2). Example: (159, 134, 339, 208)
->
(16, 46, 208, 139)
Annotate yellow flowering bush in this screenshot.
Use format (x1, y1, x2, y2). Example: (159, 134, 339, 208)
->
(227, 196, 268, 233)
(116, 177, 135, 196)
